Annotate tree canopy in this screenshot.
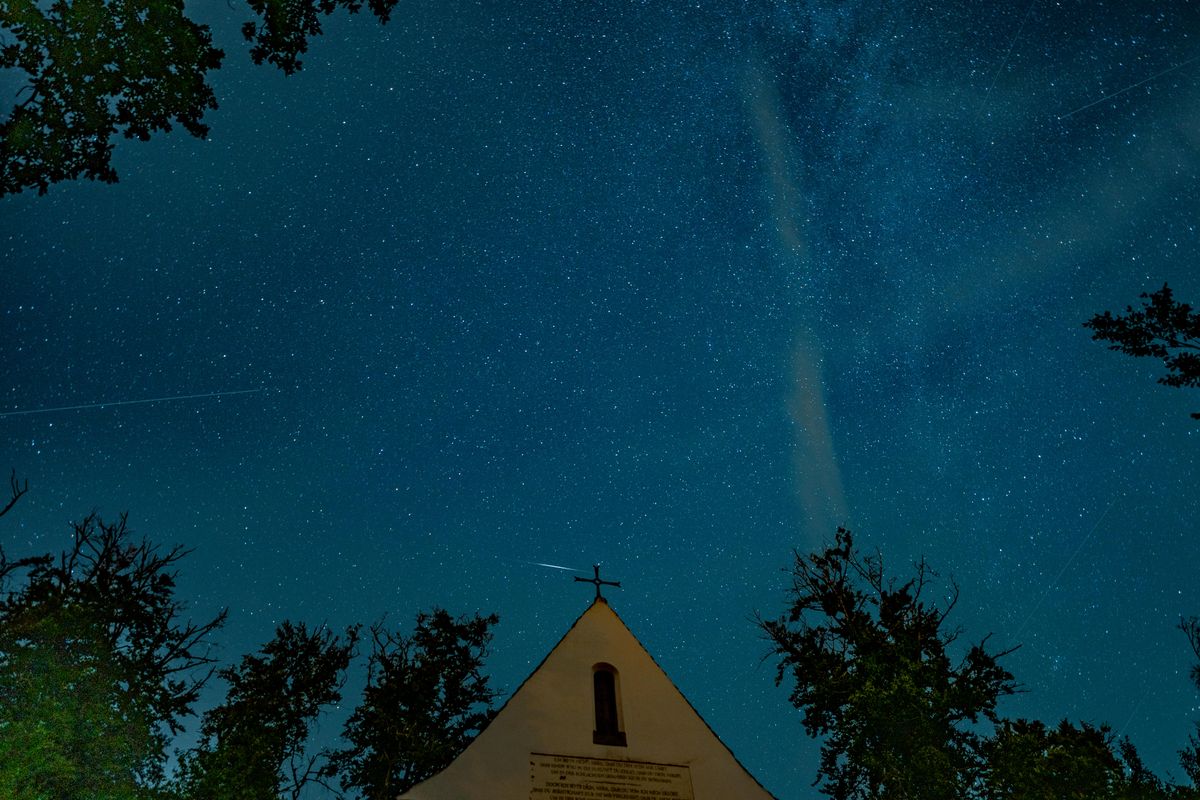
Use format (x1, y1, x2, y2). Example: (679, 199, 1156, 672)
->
(761, 526, 1200, 800)
(0, 507, 226, 797)
(1085, 283, 1200, 419)
(176, 621, 360, 800)
(5, 469, 1200, 799)
(324, 608, 500, 798)
(0, 474, 500, 799)
(760, 527, 1019, 800)
(982, 719, 1166, 800)
(0, 0, 397, 196)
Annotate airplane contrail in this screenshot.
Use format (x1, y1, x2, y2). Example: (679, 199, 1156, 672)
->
(0, 388, 265, 419)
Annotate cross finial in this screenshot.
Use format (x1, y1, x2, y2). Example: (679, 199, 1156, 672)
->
(574, 564, 621, 602)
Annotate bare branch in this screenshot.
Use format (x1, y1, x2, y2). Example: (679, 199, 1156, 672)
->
(0, 469, 28, 518)
(1180, 617, 1200, 692)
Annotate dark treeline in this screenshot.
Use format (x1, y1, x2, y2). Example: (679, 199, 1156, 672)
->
(760, 526, 1200, 800)
(3, 471, 1200, 800)
(0, 473, 497, 800)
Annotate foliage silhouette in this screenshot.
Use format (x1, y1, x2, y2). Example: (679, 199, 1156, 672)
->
(0, 0, 223, 196)
(1, 0, 397, 196)
(242, 0, 398, 76)
(175, 621, 359, 800)
(981, 719, 1168, 800)
(324, 608, 499, 798)
(0, 603, 158, 799)
(760, 527, 1019, 800)
(1085, 284, 1200, 419)
(5, 474, 1200, 799)
(1180, 617, 1200, 789)
(0, 510, 226, 797)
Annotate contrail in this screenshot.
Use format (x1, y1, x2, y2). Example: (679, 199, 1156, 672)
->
(1058, 53, 1200, 120)
(0, 388, 265, 419)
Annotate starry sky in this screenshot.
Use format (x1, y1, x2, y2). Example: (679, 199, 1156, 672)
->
(3, 2, 1200, 797)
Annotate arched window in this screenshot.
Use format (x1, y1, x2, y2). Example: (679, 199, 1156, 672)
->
(592, 663, 627, 746)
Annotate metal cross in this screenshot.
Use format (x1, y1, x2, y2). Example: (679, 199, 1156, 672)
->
(575, 564, 621, 601)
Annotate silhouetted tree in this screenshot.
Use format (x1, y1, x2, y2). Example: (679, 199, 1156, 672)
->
(1085, 284, 1200, 419)
(1, 0, 398, 196)
(1180, 617, 1200, 790)
(981, 719, 1169, 800)
(175, 621, 359, 800)
(324, 608, 499, 798)
(760, 527, 1018, 800)
(0, 511, 226, 797)
(241, 0, 398, 76)
(0, 601, 158, 799)
(0, 0, 223, 196)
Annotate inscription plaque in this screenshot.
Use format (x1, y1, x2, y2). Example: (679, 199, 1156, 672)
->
(529, 753, 694, 800)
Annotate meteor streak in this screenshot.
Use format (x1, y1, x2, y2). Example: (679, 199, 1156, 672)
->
(1013, 498, 1116, 640)
(528, 561, 584, 573)
(1058, 53, 1200, 120)
(977, 0, 1039, 122)
(0, 388, 265, 418)
(495, 556, 587, 574)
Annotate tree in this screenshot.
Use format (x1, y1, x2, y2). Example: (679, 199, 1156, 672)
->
(1180, 617, 1200, 790)
(760, 527, 1018, 800)
(240, 0, 398, 77)
(0, 469, 27, 519)
(1, 0, 398, 196)
(0, 0, 223, 196)
(981, 719, 1169, 800)
(1085, 283, 1200, 419)
(176, 621, 359, 800)
(0, 601, 157, 800)
(324, 608, 499, 798)
(0, 511, 226, 798)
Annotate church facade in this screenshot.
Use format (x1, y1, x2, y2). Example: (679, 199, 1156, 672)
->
(400, 597, 777, 800)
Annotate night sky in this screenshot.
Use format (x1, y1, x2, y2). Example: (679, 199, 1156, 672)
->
(3, 2, 1200, 797)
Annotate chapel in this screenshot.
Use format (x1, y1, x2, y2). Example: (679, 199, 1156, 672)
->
(400, 576, 777, 800)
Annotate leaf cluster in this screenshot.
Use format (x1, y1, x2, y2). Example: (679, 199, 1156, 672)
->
(324, 608, 500, 798)
(240, 0, 398, 75)
(762, 527, 1200, 800)
(1085, 284, 1200, 418)
(0, 603, 157, 799)
(0, 0, 223, 195)
(1179, 618, 1200, 789)
(0, 510, 226, 797)
(981, 719, 1173, 800)
(761, 527, 1019, 800)
(0, 0, 398, 196)
(177, 621, 359, 800)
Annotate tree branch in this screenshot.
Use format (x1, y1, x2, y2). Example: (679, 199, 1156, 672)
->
(1, 469, 28, 518)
